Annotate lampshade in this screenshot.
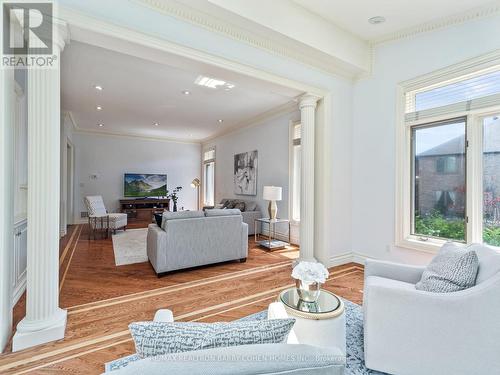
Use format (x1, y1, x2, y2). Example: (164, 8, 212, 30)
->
(190, 178, 200, 188)
(263, 186, 282, 201)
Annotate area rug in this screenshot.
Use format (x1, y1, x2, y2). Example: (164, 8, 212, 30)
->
(111, 228, 148, 266)
(105, 298, 387, 374)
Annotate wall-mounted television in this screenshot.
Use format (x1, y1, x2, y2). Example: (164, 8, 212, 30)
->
(124, 173, 167, 198)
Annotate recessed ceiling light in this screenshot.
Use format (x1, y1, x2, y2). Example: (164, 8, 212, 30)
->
(182, 90, 191, 95)
(368, 16, 386, 25)
(154, 122, 159, 126)
(96, 105, 102, 111)
(217, 119, 224, 123)
(94, 85, 103, 91)
(195, 75, 235, 90)
(98, 123, 104, 127)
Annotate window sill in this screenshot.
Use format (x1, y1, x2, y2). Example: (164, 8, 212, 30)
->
(396, 236, 447, 254)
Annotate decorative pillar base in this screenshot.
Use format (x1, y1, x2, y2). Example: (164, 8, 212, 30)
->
(12, 309, 67, 352)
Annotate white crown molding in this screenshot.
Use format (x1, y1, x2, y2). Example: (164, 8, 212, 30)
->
(64, 110, 201, 145)
(132, 0, 360, 78)
(371, 2, 500, 46)
(201, 100, 299, 145)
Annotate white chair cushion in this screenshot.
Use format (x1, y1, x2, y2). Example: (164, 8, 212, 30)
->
(84, 196, 107, 216)
(470, 243, 500, 284)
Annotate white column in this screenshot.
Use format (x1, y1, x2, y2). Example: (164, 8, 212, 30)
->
(299, 94, 320, 262)
(13, 21, 70, 352)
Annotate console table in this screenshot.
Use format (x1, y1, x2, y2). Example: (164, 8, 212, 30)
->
(119, 198, 170, 221)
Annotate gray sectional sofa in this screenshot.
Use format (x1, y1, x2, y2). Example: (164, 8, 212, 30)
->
(147, 209, 248, 275)
(205, 198, 262, 235)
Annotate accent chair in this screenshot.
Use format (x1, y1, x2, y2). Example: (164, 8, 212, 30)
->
(363, 246, 500, 375)
(84, 195, 127, 239)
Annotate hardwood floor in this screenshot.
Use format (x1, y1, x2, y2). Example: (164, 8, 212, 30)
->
(2, 222, 364, 374)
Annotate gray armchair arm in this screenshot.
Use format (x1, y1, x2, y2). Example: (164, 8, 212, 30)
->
(364, 258, 425, 284)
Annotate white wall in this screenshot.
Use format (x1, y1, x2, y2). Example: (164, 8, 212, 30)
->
(203, 109, 300, 241)
(352, 15, 500, 265)
(73, 133, 201, 220)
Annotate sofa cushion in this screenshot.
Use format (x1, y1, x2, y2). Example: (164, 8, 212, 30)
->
(205, 208, 241, 217)
(234, 201, 246, 212)
(128, 319, 295, 358)
(469, 243, 500, 283)
(226, 200, 237, 209)
(161, 211, 204, 229)
(416, 242, 479, 293)
(244, 201, 258, 212)
(106, 344, 344, 375)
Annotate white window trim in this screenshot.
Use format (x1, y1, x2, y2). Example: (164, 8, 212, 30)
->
(288, 120, 301, 226)
(395, 50, 500, 253)
(202, 146, 216, 206)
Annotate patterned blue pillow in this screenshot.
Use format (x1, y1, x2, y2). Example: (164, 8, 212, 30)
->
(129, 319, 295, 358)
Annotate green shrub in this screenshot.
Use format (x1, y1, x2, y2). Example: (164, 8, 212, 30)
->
(415, 211, 500, 246)
(414, 211, 465, 241)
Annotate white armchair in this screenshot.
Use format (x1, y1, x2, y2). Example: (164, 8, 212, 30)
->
(363, 254, 500, 375)
(84, 195, 127, 239)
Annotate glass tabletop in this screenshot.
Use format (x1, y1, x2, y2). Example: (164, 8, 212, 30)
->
(279, 288, 341, 314)
(255, 218, 289, 224)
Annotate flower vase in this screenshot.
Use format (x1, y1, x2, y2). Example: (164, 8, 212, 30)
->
(295, 279, 321, 303)
(173, 202, 178, 212)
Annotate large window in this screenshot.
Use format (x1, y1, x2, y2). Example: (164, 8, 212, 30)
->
(397, 59, 500, 251)
(203, 148, 215, 206)
(290, 122, 301, 222)
(411, 119, 467, 242)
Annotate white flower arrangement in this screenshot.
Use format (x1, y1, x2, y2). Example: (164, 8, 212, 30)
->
(291, 261, 329, 284)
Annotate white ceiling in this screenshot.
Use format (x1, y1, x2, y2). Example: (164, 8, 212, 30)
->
(61, 41, 302, 142)
(292, 0, 497, 40)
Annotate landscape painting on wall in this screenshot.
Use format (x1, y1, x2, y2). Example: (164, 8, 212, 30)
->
(124, 173, 167, 197)
(234, 150, 258, 196)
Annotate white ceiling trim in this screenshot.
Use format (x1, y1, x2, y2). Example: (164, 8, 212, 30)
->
(201, 100, 298, 144)
(132, 0, 361, 78)
(371, 2, 500, 45)
(65, 111, 201, 145)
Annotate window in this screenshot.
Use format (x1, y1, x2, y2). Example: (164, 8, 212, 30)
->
(290, 122, 301, 222)
(483, 115, 500, 247)
(397, 58, 500, 251)
(411, 119, 466, 242)
(203, 148, 215, 206)
(436, 156, 458, 174)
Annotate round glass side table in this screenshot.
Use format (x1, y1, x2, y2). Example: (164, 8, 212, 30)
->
(279, 287, 344, 319)
(275, 287, 346, 353)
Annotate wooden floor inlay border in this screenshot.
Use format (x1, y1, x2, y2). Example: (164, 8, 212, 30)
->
(0, 267, 363, 373)
(67, 260, 294, 314)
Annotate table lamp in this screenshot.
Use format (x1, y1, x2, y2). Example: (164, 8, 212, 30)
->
(263, 186, 282, 220)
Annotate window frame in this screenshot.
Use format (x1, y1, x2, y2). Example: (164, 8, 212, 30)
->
(202, 147, 216, 207)
(289, 120, 301, 225)
(395, 52, 500, 253)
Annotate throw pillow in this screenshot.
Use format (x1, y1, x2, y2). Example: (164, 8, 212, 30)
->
(154, 214, 162, 227)
(416, 242, 479, 293)
(245, 201, 258, 212)
(226, 200, 237, 209)
(129, 319, 296, 358)
(233, 202, 246, 212)
(469, 243, 500, 284)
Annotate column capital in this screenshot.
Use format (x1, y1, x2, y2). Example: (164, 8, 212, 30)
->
(299, 94, 321, 109)
(53, 19, 70, 52)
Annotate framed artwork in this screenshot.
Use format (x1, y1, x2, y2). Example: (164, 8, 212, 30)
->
(234, 150, 258, 195)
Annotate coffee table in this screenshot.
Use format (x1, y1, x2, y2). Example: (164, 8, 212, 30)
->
(271, 287, 346, 354)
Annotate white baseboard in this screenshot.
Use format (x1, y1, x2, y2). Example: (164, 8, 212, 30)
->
(329, 251, 372, 267)
(12, 273, 26, 307)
